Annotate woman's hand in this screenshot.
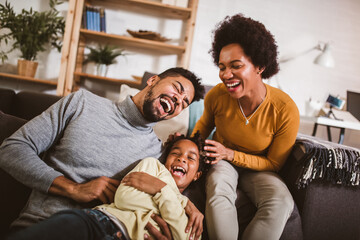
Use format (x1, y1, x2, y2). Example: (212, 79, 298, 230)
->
(204, 139, 234, 164)
(121, 172, 166, 195)
(184, 200, 203, 240)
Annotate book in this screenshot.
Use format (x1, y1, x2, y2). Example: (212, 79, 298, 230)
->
(94, 7, 100, 31)
(100, 8, 106, 32)
(85, 5, 91, 30)
(82, 6, 87, 29)
(84, 5, 104, 32)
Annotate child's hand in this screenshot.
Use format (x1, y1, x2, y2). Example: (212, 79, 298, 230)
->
(121, 172, 166, 195)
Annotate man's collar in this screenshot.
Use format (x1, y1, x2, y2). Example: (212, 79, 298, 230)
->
(117, 95, 156, 129)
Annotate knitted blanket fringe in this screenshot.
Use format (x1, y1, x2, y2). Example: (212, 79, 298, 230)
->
(295, 134, 360, 189)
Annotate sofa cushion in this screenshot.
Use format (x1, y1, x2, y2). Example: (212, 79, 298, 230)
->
(0, 111, 27, 144)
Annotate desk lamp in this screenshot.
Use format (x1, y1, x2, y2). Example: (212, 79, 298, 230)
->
(280, 42, 335, 67)
(273, 42, 335, 90)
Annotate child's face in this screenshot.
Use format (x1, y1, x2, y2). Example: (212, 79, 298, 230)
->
(165, 139, 202, 193)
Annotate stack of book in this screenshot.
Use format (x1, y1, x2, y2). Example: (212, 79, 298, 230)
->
(82, 5, 106, 32)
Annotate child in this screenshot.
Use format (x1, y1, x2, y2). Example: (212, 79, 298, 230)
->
(7, 132, 209, 240)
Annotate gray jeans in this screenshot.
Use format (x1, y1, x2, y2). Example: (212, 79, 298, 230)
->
(205, 160, 294, 240)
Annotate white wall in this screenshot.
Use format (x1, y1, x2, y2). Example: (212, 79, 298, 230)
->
(1, 0, 359, 147)
(189, 0, 360, 148)
(192, 0, 360, 113)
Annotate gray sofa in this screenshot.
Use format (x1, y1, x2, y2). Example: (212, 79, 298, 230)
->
(0, 87, 359, 240)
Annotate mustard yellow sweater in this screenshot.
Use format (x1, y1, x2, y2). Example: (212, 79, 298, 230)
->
(192, 83, 299, 172)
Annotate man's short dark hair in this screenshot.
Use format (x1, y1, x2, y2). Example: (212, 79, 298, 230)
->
(158, 67, 205, 102)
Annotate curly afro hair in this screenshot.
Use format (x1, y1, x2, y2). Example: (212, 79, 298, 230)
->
(160, 131, 210, 174)
(210, 14, 279, 79)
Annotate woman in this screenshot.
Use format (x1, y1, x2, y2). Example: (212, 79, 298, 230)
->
(192, 14, 300, 239)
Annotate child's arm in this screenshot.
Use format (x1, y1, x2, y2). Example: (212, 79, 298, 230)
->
(121, 171, 166, 195)
(124, 172, 191, 239)
(120, 158, 193, 239)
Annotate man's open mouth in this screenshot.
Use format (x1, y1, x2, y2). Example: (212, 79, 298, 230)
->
(171, 166, 186, 177)
(160, 97, 175, 114)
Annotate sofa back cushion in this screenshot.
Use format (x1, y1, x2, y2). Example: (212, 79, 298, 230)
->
(0, 88, 16, 114)
(12, 91, 61, 120)
(0, 111, 27, 144)
(0, 111, 31, 237)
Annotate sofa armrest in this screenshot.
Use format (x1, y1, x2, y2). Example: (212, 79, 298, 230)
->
(0, 111, 27, 144)
(0, 111, 31, 238)
(280, 136, 360, 240)
(0, 88, 16, 114)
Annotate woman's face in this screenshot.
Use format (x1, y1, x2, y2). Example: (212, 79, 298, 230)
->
(218, 43, 261, 99)
(165, 139, 201, 193)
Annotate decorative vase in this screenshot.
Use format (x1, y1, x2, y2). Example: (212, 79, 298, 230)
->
(95, 64, 108, 77)
(17, 59, 38, 78)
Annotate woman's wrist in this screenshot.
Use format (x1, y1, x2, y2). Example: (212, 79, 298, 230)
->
(226, 149, 235, 162)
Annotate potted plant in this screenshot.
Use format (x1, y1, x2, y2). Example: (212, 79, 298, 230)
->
(84, 44, 128, 77)
(0, 0, 65, 77)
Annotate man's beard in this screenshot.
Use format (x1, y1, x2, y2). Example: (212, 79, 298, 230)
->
(143, 89, 165, 122)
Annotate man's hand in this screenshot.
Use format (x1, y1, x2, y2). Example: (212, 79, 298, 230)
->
(144, 214, 172, 240)
(121, 172, 166, 195)
(49, 176, 120, 204)
(184, 200, 203, 240)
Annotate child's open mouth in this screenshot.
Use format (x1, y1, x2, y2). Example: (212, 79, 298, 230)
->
(171, 166, 186, 177)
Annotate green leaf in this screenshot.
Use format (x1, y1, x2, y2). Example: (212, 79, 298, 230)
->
(0, 0, 65, 62)
(84, 44, 129, 65)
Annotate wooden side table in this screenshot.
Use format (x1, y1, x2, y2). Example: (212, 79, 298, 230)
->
(300, 108, 360, 144)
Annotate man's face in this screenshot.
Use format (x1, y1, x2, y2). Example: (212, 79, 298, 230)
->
(165, 139, 201, 193)
(143, 75, 195, 122)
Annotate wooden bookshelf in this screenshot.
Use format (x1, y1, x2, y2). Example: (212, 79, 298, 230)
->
(80, 29, 186, 54)
(58, 0, 198, 96)
(74, 72, 143, 88)
(0, 72, 57, 86)
(90, 0, 192, 19)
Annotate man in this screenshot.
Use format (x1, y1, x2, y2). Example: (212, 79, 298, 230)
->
(0, 67, 205, 239)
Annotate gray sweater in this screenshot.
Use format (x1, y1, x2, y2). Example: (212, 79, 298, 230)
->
(0, 90, 163, 228)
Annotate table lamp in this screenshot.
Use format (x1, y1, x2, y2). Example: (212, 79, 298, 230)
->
(272, 41, 335, 90)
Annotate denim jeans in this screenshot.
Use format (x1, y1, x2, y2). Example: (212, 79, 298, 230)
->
(7, 209, 127, 240)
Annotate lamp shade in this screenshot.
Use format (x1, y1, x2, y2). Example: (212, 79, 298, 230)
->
(314, 43, 335, 68)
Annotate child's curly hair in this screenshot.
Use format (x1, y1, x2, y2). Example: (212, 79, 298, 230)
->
(160, 131, 211, 174)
